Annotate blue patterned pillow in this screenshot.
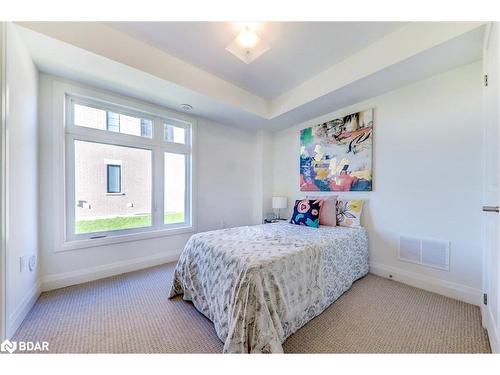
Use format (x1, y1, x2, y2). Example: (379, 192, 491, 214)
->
(289, 199, 321, 228)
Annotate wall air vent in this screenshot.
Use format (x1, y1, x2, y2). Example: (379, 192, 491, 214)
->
(399, 236, 450, 271)
(399, 236, 421, 263)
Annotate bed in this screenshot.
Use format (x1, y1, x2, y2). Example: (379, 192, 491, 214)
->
(169, 221, 369, 353)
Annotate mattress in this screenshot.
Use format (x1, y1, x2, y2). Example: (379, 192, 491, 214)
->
(169, 222, 369, 353)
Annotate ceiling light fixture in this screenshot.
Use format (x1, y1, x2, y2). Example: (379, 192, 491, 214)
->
(237, 27, 259, 48)
(226, 25, 270, 64)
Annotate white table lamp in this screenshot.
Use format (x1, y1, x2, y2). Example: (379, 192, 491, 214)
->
(272, 196, 287, 220)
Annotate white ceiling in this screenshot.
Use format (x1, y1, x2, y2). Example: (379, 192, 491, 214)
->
(106, 22, 406, 99)
(16, 22, 485, 131)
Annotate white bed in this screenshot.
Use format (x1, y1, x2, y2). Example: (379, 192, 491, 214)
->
(169, 221, 369, 353)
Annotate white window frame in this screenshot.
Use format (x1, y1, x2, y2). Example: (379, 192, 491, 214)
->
(50, 80, 196, 251)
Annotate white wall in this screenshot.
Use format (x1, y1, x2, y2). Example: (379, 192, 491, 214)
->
(253, 130, 274, 223)
(0, 22, 6, 341)
(5, 23, 39, 337)
(197, 118, 261, 231)
(271, 61, 483, 304)
(38, 74, 261, 291)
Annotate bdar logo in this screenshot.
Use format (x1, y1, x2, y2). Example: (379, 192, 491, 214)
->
(1, 339, 17, 353)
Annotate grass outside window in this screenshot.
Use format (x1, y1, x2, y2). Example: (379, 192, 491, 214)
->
(76, 212, 185, 234)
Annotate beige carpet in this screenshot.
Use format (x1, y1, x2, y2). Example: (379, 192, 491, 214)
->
(13, 262, 490, 353)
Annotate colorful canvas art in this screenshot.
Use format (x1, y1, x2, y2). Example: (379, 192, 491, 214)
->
(300, 109, 373, 191)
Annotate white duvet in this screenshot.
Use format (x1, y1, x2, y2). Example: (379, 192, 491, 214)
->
(170, 222, 369, 353)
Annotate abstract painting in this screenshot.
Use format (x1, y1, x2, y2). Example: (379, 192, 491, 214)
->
(300, 109, 373, 191)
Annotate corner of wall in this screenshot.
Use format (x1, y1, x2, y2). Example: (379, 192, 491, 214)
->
(6, 281, 41, 339)
(253, 129, 274, 223)
(4, 21, 41, 339)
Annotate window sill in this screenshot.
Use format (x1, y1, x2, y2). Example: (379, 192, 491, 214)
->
(106, 192, 125, 196)
(58, 225, 194, 252)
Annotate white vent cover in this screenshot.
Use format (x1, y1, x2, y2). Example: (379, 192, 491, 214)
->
(421, 239, 450, 270)
(399, 236, 421, 263)
(399, 236, 450, 271)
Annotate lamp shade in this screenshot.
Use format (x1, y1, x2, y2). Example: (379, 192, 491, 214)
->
(272, 196, 287, 209)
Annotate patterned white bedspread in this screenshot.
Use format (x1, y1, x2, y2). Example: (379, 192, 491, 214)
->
(169, 222, 369, 353)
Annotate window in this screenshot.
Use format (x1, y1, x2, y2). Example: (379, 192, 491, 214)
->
(106, 164, 121, 194)
(164, 121, 187, 144)
(75, 141, 151, 234)
(164, 153, 186, 224)
(74, 103, 153, 138)
(66, 94, 193, 242)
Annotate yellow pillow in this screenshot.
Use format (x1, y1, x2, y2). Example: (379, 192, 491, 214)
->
(336, 199, 364, 227)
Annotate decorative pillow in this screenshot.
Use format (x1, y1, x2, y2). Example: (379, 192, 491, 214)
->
(306, 195, 337, 226)
(290, 199, 321, 228)
(336, 199, 364, 227)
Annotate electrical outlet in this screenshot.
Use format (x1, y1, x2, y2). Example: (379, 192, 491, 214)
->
(29, 254, 37, 272)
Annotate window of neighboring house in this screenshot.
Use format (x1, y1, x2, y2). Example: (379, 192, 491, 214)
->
(106, 164, 121, 193)
(66, 94, 193, 241)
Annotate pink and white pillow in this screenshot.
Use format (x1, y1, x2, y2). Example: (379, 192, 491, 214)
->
(306, 195, 337, 226)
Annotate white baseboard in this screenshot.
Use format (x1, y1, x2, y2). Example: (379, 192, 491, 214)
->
(7, 280, 41, 339)
(369, 262, 482, 306)
(482, 305, 499, 353)
(41, 250, 182, 292)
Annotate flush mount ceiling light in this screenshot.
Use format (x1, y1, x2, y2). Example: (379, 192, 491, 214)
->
(226, 25, 270, 64)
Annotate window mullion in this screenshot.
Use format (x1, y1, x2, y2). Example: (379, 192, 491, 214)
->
(65, 134, 77, 242)
(152, 119, 165, 228)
